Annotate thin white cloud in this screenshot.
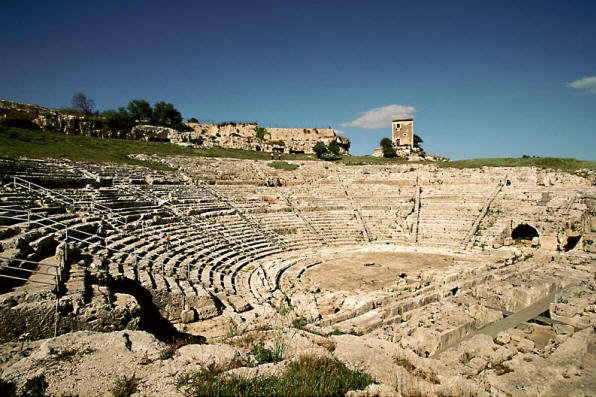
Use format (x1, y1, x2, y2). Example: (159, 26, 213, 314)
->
(566, 75, 596, 94)
(341, 104, 416, 129)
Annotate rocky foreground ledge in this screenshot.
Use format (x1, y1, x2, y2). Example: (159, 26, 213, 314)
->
(0, 324, 593, 396)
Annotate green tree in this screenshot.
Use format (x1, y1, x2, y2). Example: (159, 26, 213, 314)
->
(127, 100, 153, 123)
(187, 117, 199, 123)
(255, 127, 268, 140)
(153, 101, 182, 127)
(380, 137, 392, 148)
(328, 139, 341, 155)
(380, 137, 397, 158)
(313, 142, 328, 159)
(414, 134, 423, 148)
(102, 107, 134, 131)
(382, 145, 397, 158)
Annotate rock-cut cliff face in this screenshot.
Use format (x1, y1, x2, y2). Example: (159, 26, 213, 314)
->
(185, 122, 350, 154)
(0, 100, 112, 137)
(0, 100, 351, 154)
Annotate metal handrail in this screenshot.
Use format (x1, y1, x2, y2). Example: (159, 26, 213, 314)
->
(0, 210, 148, 268)
(0, 255, 62, 288)
(13, 176, 76, 206)
(0, 255, 59, 268)
(10, 177, 126, 226)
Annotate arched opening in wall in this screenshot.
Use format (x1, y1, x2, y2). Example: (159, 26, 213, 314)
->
(563, 236, 581, 252)
(511, 224, 539, 241)
(255, 146, 261, 151)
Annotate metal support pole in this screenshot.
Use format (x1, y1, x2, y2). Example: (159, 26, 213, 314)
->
(54, 270, 59, 338)
(64, 228, 68, 266)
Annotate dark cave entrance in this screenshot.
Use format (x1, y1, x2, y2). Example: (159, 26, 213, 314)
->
(511, 224, 539, 241)
(563, 235, 581, 252)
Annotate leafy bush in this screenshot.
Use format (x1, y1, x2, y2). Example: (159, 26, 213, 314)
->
(320, 151, 341, 161)
(328, 139, 341, 155)
(313, 140, 342, 161)
(313, 142, 328, 158)
(176, 356, 373, 397)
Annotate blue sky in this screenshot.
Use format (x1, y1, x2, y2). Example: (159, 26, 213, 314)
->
(1, 0, 595, 159)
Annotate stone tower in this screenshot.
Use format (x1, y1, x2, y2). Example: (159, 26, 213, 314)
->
(392, 118, 414, 147)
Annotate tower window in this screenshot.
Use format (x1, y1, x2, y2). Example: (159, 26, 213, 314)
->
(395, 123, 401, 129)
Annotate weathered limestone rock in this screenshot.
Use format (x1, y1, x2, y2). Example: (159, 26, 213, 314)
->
(130, 124, 180, 141)
(516, 338, 535, 353)
(180, 309, 195, 324)
(495, 331, 511, 345)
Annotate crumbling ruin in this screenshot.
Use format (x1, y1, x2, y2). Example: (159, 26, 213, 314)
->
(0, 156, 594, 396)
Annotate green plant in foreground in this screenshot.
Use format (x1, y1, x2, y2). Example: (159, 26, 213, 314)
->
(292, 316, 307, 329)
(251, 342, 283, 364)
(110, 375, 139, 397)
(177, 356, 373, 397)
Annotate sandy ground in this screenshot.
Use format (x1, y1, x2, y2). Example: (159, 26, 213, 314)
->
(303, 250, 483, 292)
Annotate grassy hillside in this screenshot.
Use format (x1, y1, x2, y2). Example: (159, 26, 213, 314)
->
(0, 126, 313, 170)
(1, 126, 593, 171)
(444, 157, 596, 171)
(0, 126, 414, 168)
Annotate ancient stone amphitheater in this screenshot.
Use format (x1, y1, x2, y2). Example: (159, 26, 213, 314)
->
(0, 156, 594, 396)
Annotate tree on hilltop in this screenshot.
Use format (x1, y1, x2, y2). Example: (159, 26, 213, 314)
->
(102, 107, 134, 131)
(313, 142, 328, 159)
(380, 137, 397, 158)
(71, 92, 95, 115)
(312, 141, 341, 161)
(153, 101, 182, 127)
(127, 99, 153, 123)
(414, 134, 423, 148)
(380, 137, 392, 147)
(328, 139, 341, 156)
